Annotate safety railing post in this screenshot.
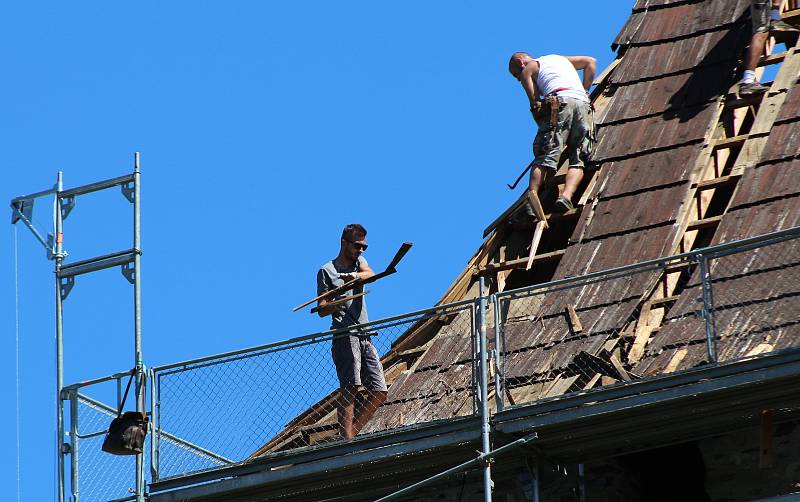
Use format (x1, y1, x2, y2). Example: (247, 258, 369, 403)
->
(133, 153, 146, 502)
(54, 171, 66, 502)
(69, 390, 79, 502)
(477, 277, 492, 502)
(492, 294, 504, 412)
(149, 368, 157, 482)
(697, 254, 718, 363)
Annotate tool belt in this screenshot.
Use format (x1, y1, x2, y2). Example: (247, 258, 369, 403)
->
(531, 94, 561, 129)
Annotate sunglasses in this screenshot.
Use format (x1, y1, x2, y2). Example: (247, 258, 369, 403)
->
(345, 239, 368, 251)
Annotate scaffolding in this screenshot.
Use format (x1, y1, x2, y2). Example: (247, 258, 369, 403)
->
(11, 153, 146, 502)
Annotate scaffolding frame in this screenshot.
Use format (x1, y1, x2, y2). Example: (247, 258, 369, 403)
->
(11, 153, 146, 502)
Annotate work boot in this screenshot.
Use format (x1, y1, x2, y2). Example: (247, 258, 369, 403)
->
(739, 81, 768, 96)
(554, 196, 574, 214)
(771, 20, 799, 33)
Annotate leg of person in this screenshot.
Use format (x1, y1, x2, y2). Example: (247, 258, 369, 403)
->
(560, 167, 584, 206)
(351, 337, 388, 436)
(741, 1, 771, 95)
(530, 101, 565, 218)
(332, 335, 362, 439)
(556, 98, 590, 212)
(337, 386, 358, 440)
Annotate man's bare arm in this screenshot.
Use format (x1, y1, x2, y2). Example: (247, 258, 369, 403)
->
(317, 297, 337, 317)
(519, 62, 540, 110)
(566, 56, 597, 91)
(316, 262, 374, 317)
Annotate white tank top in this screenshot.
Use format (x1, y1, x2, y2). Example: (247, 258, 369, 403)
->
(534, 55, 589, 103)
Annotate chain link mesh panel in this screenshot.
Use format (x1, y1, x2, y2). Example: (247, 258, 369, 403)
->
(73, 392, 150, 502)
(495, 265, 673, 409)
(707, 236, 800, 363)
(153, 303, 477, 480)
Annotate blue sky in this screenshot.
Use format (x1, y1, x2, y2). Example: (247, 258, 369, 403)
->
(1, 2, 633, 499)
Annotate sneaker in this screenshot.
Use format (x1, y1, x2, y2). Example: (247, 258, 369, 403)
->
(771, 20, 799, 33)
(554, 196, 574, 213)
(739, 81, 768, 96)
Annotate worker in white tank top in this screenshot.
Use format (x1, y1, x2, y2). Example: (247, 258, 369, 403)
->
(508, 52, 596, 214)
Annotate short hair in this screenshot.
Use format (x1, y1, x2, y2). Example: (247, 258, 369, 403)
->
(341, 223, 367, 241)
(508, 52, 530, 76)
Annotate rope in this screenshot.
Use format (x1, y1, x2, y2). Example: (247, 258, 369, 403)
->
(14, 226, 22, 502)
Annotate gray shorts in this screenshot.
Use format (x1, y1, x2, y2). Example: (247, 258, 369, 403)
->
(532, 96, 594, 172)
(751, 0, 770, 34)
(331, 335, 388, 391)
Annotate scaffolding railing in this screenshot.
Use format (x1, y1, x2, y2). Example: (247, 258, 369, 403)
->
(150, 300, 478, 481)
(492, 226, 800, 412)
(64, 226, 800, 500)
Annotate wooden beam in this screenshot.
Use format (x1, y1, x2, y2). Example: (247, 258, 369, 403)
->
(527, 191, 549, 229)
(687, 214, 723, 232)
(711, 134, 750, 150)
(293, 242, 413, 312)
(309, 291, 369, 314)
(628, 325, 653, 364)
(664, 348, 688, 373)
(692, 173, 742, 191)
(526, 220, 546, 270)
(609, 354, 632, 381)
(476, 249, 566, 276)
(565, 304, 583, 333)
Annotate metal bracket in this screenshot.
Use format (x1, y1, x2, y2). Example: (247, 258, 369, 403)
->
(122, 261, 136, 284)
(61, 196, 75, 220)
(60, 276, 75, 301)
(121, 182, 135, 203)
(10, 198, 33, 225)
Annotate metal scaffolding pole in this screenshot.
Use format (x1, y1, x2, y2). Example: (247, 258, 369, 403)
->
(133, 152, 146, 502)
(477, 277, 492, 502)
(55, 171, 66, 502)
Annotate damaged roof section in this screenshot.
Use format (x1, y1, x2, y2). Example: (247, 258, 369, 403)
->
(251, 0, 800, 459)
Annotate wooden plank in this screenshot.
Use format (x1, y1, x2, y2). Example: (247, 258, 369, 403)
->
(544, 374, 580, 397)
(628, 325, 654, 364)
(609, 354, 632, 381)
(293, 242, 413, 312)
(309, 290, 369, 315)
(686, 214, 723, 232)
(527, 191, 549, 229)
(477, 251, 567, 278)
(583, 373, 602, 390)
(650, 295, 680, 307)
(565, 304, 583, 333)
(711, 134, 754, 151)
(692, 173, 742, 191)
(526, 220, 546, 270)
(664, 348, 688, 373)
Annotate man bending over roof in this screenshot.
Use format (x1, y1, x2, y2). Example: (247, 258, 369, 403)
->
(509, 53, 596, 214)
(317, 224, 387, 440)
(740, 0, 798, 96)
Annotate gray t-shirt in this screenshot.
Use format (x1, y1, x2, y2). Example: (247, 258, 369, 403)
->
(317, 256, 369, 330)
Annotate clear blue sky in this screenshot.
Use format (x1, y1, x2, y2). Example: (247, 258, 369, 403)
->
(1, 2, 632, 499)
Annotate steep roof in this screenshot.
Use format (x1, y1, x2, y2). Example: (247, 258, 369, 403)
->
(256, 0, 800, 454)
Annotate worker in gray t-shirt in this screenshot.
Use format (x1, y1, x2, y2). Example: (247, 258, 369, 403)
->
(316, 224, 388, 440)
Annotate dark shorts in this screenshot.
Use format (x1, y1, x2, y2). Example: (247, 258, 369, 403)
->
(751, 0, 770, 34)
(331, 335, 388, 391)
(532, 96, 594, 172)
